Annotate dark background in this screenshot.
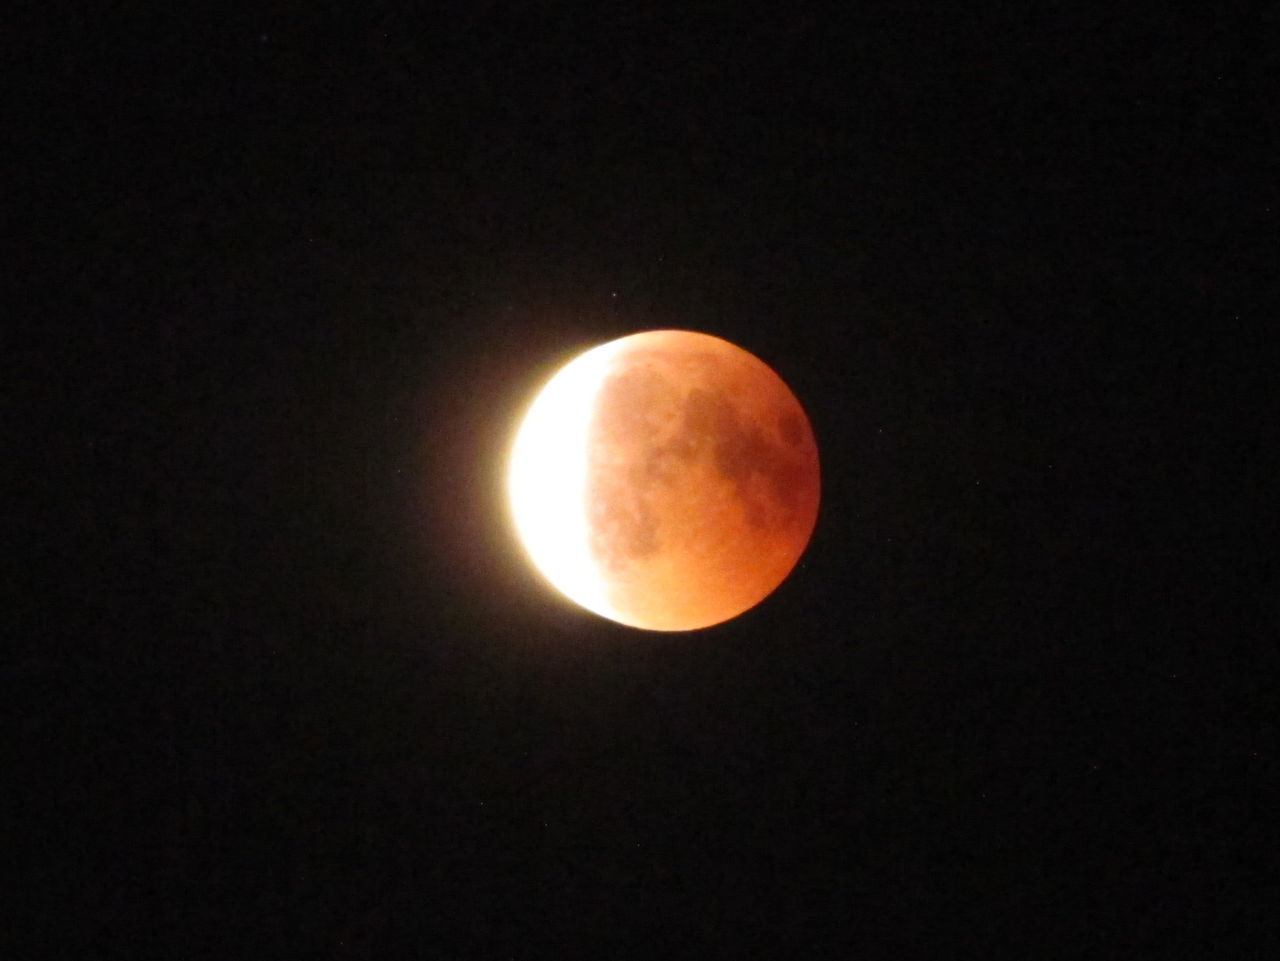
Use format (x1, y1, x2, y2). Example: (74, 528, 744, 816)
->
(14, 3, 1276, 956)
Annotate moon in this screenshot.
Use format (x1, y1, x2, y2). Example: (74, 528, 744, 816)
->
(507, 330, 820, 631)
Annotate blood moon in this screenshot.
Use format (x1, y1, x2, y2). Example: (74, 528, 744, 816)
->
(507, 330, 820, 631)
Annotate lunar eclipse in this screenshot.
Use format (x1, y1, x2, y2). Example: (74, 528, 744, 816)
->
(508, 330, 820, 630)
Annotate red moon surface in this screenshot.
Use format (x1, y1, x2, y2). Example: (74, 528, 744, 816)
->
(508, 330, 820, 631)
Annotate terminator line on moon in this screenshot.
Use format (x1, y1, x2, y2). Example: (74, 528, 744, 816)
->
(508, 330, 821, 631)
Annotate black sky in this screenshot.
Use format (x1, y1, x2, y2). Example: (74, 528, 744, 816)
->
(14, 3, 1276, 957)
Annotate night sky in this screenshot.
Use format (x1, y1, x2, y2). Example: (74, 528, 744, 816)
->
(15, 4, 1275, 956)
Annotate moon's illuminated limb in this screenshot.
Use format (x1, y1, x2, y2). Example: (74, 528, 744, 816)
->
(507, 337, 630, 624)
(508, 330, 820, 631)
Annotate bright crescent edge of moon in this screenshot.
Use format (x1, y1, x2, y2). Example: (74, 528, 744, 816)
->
(507, 337, 630, 626)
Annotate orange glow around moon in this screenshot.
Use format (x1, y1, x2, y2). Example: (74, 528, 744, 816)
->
(508, 330, 820, 631)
